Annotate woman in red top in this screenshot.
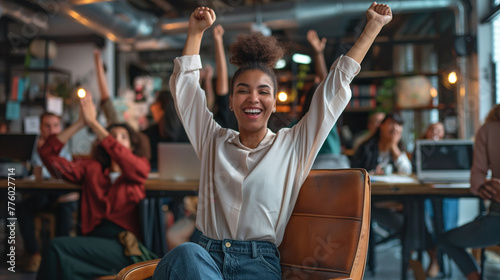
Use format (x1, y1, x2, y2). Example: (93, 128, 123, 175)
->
(36, 93, 151, 280)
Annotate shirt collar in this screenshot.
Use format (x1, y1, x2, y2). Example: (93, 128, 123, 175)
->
(227, 129, 276, 152)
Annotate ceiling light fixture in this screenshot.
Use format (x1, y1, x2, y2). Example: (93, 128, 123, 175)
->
(278, 91, 288, 102)
(292, 53, 311, 64)
(448, 72, 457, 84)
(275, 59, 286, 69)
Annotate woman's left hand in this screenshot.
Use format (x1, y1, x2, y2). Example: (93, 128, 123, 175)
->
(366, 2, 392, 26)
(80, 92, 97, 126)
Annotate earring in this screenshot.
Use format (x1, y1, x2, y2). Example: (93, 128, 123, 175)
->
(229, 105, 233, 111)
(273, 108, 276, 113)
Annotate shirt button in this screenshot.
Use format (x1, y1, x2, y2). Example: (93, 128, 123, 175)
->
(225, 242, 231, 248)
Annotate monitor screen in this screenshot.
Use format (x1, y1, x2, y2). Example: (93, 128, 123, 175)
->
(419, 141, 473, 171)
(0, 134, 37, 162)
(416, 139, 474, 183)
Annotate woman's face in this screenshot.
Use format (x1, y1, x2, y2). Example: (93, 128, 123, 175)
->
(379, 118, 403, 143)
(425, 123, 445, 141)
(110, 127, 131, 150)
(230, 69, 276, 135)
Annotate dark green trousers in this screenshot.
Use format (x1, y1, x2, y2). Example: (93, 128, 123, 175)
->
(36, 221, 133, 280)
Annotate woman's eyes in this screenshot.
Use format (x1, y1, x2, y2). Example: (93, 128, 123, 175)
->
(236, 89, 270, 95)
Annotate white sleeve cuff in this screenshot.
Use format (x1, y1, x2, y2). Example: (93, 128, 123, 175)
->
(173, 55, 202, 73)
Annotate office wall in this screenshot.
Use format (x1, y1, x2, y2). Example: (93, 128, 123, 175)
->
(52, 40, 114, 154)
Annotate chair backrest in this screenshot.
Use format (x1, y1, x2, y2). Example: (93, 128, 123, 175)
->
(279, 169, 371, 280)
(114, 169, 370, 280)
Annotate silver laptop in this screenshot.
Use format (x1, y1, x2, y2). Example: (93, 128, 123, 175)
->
(415, 139, 473, 183)
(158, 143, 201, 181)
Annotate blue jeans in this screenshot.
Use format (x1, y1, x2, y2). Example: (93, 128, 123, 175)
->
(425, 198, 458, 232)
(153, 235, 281, 280)
(440, 214, 500, 276)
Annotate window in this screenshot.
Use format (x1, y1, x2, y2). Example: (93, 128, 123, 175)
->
(493, 17, 500, 103)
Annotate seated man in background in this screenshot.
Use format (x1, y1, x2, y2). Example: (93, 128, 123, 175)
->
(18, 112, 79, 273)
(142, 90, 189, 172)
(352, 111, 386, 152)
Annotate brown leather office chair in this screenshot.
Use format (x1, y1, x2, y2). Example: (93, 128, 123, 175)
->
(114, 169, 371, 280)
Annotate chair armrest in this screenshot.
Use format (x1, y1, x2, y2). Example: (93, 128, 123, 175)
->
(115, 259, 161, 280)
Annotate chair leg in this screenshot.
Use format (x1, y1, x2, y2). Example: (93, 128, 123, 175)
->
(367, 224, 376, 275)
(480, 248, 486, 280)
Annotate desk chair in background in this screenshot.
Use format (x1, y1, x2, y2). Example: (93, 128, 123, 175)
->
(114, 169, 371, 280)
(472, 245, 500, 280)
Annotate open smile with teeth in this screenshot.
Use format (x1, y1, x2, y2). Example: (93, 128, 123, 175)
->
(244, 109, 263, 115)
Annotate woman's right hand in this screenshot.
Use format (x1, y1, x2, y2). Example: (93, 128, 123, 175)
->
(189, 7, 216, 34)
(480, 178, 500, 203)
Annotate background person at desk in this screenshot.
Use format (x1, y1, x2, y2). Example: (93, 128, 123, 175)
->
(351, 112, 411, 175)
(18, 112, 79, 273)
(440, 104, 500, 280)
(350, 112, 442, 274)
(412, 121, 449, 277)
(36, 93, 152, 280)
(289, 29, 348, 169)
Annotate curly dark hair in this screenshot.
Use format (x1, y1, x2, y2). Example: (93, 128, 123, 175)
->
(91, 123, 148, 170)
(229, 32, 285, 96)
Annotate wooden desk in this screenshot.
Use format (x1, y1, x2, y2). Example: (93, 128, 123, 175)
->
(1, 178, 472, 195)
(0, 178, 199, 192)
(371, 181, 472, 196)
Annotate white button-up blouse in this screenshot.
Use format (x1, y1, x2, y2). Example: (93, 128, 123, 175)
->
(170, 54, 360, 246)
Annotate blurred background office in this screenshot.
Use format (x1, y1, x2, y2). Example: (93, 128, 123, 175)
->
(1, 0, 500, 279)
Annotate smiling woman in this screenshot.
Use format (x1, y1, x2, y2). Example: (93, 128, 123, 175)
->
(154, 4, 392, 279)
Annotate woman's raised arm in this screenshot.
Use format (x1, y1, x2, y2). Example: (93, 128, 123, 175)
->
(346, 2, 392, 64)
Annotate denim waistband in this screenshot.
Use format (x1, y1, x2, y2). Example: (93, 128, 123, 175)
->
(198, 235, 278, 258)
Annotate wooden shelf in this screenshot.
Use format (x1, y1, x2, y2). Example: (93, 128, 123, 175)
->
(344, 107, 376, 112)
(10, 67, 71, 75)
(397, 103, 455, 111)
(355, 71, 441, 80)
(355, 71, 393, 79)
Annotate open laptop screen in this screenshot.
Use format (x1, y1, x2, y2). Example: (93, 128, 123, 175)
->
(416, 139, 474, 182)
(158, 143, 201, 181)
(0, 134, 37, 162)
